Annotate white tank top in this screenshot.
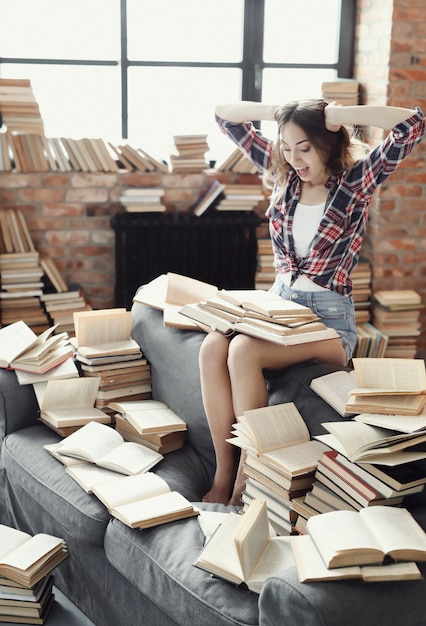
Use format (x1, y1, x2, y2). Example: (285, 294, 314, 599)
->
(280, 201, 328, 292)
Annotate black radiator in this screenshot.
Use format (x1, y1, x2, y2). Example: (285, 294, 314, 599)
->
(111, 211, 260, 309)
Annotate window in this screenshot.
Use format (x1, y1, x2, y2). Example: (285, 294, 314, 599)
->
(0, 0, 355, 164)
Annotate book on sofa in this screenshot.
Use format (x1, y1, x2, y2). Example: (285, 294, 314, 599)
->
(193, 498, 295, 593)
(291, 505, 426, 569)
(0, 525, 68, 588)
(91, 471, 199, 529)
(73, 308, 142, 358)
(49, 421, 163, 475)
(107, 399, 187, 434)
(34, 377, 112, 434)
(0, 320, 73, 374)
(228, 402, 330, 477)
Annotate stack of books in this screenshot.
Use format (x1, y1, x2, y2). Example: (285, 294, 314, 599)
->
(0, 320, 74, 380)
(215, 147, 261, 174)
(352, 322, 388, 358)
(0, 524, 68, 625)
(372, 289, 424, 358)
(0, 209, 50, 331)
(255, 238, 275, 290)
(0, 573, 55, 625)
(109, 399, 187, 454)
(227, 402, 330, 535)
(310, 356, 426, 417)
(321, 79, 360, 106)
(0, 77, 44, 135)
(73, 308, 151, 410)
(215, 183, 266, 212)
(40, 285, 91, 336)
(119, 188, 165, 213)
(179, 288, 340, 347)
(352, 258, 372, 324)
(170, 134, 210, 173)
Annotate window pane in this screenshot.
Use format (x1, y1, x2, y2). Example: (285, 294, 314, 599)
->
(0, 0, 120, 59)
(127, 0, 244, 62)
(2, 64, 121, 139)
(263, 0, 340, 64)
(261, 68, 337, 137)
(128, 67, 241, 165)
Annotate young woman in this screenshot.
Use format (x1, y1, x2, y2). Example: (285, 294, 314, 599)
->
(200, 99, 424, 506)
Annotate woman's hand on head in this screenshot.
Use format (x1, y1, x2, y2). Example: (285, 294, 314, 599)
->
(324, 101, 343, 132)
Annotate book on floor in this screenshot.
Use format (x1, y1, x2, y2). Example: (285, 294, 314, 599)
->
(0, 525, 68, 588)
(193, 498, 295, 593)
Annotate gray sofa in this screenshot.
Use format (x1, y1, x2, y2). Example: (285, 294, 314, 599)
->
(1, 299, 426, 626)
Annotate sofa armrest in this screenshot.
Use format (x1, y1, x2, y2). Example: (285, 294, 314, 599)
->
(259, 562, 426, 626)
(0, 368, 39, 441)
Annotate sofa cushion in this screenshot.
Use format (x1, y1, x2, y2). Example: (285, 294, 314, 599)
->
(104, 503, 264, 626)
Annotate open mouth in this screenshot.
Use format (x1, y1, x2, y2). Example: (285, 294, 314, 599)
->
(297, 167, 309, 177)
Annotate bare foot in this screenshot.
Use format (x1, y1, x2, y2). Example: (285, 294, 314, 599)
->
(202, 474, 233, 505)
(227, 478, 246, 507)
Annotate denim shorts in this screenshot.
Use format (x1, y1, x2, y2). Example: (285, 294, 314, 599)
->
(269, 277, 357, 362)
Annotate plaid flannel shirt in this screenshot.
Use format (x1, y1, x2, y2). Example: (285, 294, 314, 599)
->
(216, 109, 425, 296)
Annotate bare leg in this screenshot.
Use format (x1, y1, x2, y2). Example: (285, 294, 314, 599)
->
(199, 328, 346, 506)
(199, 332, 238, 504)
(226, 334, 347, 505)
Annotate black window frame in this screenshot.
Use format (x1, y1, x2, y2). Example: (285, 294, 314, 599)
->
(0, 0, 356, 139)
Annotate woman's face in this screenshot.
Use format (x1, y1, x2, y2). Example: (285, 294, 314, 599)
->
(280, 121, 329, 186)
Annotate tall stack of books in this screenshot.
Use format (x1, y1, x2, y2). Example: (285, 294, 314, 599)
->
(372, 289, 423, 358)
(0, 573, 55, 625)
(0, 77, 44, 134)
(227, 402, 331, 535)
(215, 183, 266, 212)
(119, 188, 165, 213)
(255, 238, 275, 290)
(297, 358, 426, 533)
(170, 134, 210, 173)
(73, 308, 152, 412)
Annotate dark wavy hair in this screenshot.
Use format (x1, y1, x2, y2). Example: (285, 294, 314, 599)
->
(267, 99, 368, 195)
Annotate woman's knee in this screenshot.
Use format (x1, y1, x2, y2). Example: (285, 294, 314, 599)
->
(227, 334, 259, 374)
(199, 332, 230, 373)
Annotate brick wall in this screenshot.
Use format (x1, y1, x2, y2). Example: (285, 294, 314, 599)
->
(0, 169, 264, 310)
(354, 0, 426, 354)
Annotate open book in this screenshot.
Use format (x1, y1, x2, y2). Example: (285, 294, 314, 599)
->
(294, 505, 426, 568)
(108, 399, 187, 434)
(0, 525, 68, 588)
(34, 377, 112, 432)
(290, 534, 422, 582)
(132, 272, 218, 330)
(91, 472, 199, 529)
(350, 357, 426, 396)
(0, 321, 72, 374)
(228, 403, 330, 478)
(51, 421, 163, 475)
(316, 420, 426, 464)
(73, 308, 142, 358)
(310, 370, 358, 416)
(193, 498, 295, 593)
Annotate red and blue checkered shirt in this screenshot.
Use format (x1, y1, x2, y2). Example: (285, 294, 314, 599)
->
(216, 108, 425, 296)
